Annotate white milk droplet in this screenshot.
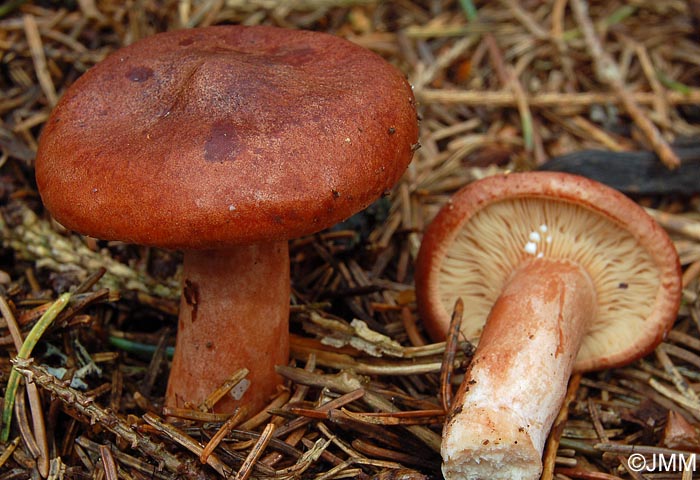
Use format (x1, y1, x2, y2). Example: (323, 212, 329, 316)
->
(524, 242, 538, 255)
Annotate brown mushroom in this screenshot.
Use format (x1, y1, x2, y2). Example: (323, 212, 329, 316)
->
(415, 172, 681, 479)
(35, 25, 418, 413)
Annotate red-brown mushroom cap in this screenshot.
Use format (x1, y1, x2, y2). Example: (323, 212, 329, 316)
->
(35, 25, 418, 250)
(415, 171, 681, 372)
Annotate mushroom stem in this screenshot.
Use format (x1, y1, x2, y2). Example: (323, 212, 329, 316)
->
(442, 258, 597, 480)
(166, 242, 290, 413)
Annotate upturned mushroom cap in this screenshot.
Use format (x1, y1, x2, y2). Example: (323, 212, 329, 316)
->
(415, 171, 681, 372)
(35, 25, 418, 250)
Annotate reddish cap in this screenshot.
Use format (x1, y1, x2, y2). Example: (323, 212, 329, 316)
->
(415, 172, 681, 371)
(36, 25, 418, 250)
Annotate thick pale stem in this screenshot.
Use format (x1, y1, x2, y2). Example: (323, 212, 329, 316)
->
(166, 243, 290, 413)
(442, 258, 597, 480)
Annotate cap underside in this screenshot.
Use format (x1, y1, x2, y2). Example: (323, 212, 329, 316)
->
(437, 197, 660, 368)
(417, 172, 681, 372)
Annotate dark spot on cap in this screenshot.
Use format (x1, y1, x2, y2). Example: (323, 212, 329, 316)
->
(388, 127, 396, 135)
(204, 121, 240, 163)
(619, 282, 629, 289)
(126, 66, 154, 83)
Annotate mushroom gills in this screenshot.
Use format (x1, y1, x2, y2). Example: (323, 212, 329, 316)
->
(437, 197, 660, 368)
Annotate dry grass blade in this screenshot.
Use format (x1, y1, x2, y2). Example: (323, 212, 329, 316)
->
(238, 390, 291, 431)
(439, 297, 464, 412)
(12, 361, 208, 478)
(1, 292, 70, 443)
(98, 444, 119, 480)
(542, 373, 581, 480)
(569, 0, 680, 169)
(416, 87, 700, 109)
(142, 412, 232, 477)
(200, 407, 246, 464)
(0, 295, 49, 477)
(277, 365, 443, 452)
(279, 388, 365, 437)
(339, 408, 445, 426)
(21, 14, 57, 107)
(199, 368, 250, 412)
(232, 423, 275, 480)
(554, 468, 625, 479)
(76, 436, 171, 480)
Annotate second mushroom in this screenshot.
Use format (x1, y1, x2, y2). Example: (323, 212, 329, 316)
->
(415, 172, 681, 479)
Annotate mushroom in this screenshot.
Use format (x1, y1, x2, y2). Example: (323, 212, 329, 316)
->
(415, 172, 681, 479)
(35, 25, 418, 413)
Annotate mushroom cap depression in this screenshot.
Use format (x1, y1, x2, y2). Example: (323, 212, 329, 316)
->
(415, 172, 681, 372)
(35, 25, 418, 250)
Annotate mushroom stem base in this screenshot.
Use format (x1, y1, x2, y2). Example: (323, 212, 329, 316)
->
(166, 242, 290, 414)
(442, 258, 597, 480)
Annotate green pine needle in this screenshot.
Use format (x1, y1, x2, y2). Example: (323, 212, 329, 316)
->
(1, 293, 71, 443)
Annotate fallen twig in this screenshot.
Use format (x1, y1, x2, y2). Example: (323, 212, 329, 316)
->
(11, 361, 209, 479)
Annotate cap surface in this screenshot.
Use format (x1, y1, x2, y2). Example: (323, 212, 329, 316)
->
(415, 172, 681, 371)
(36, 25, 418, 249)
